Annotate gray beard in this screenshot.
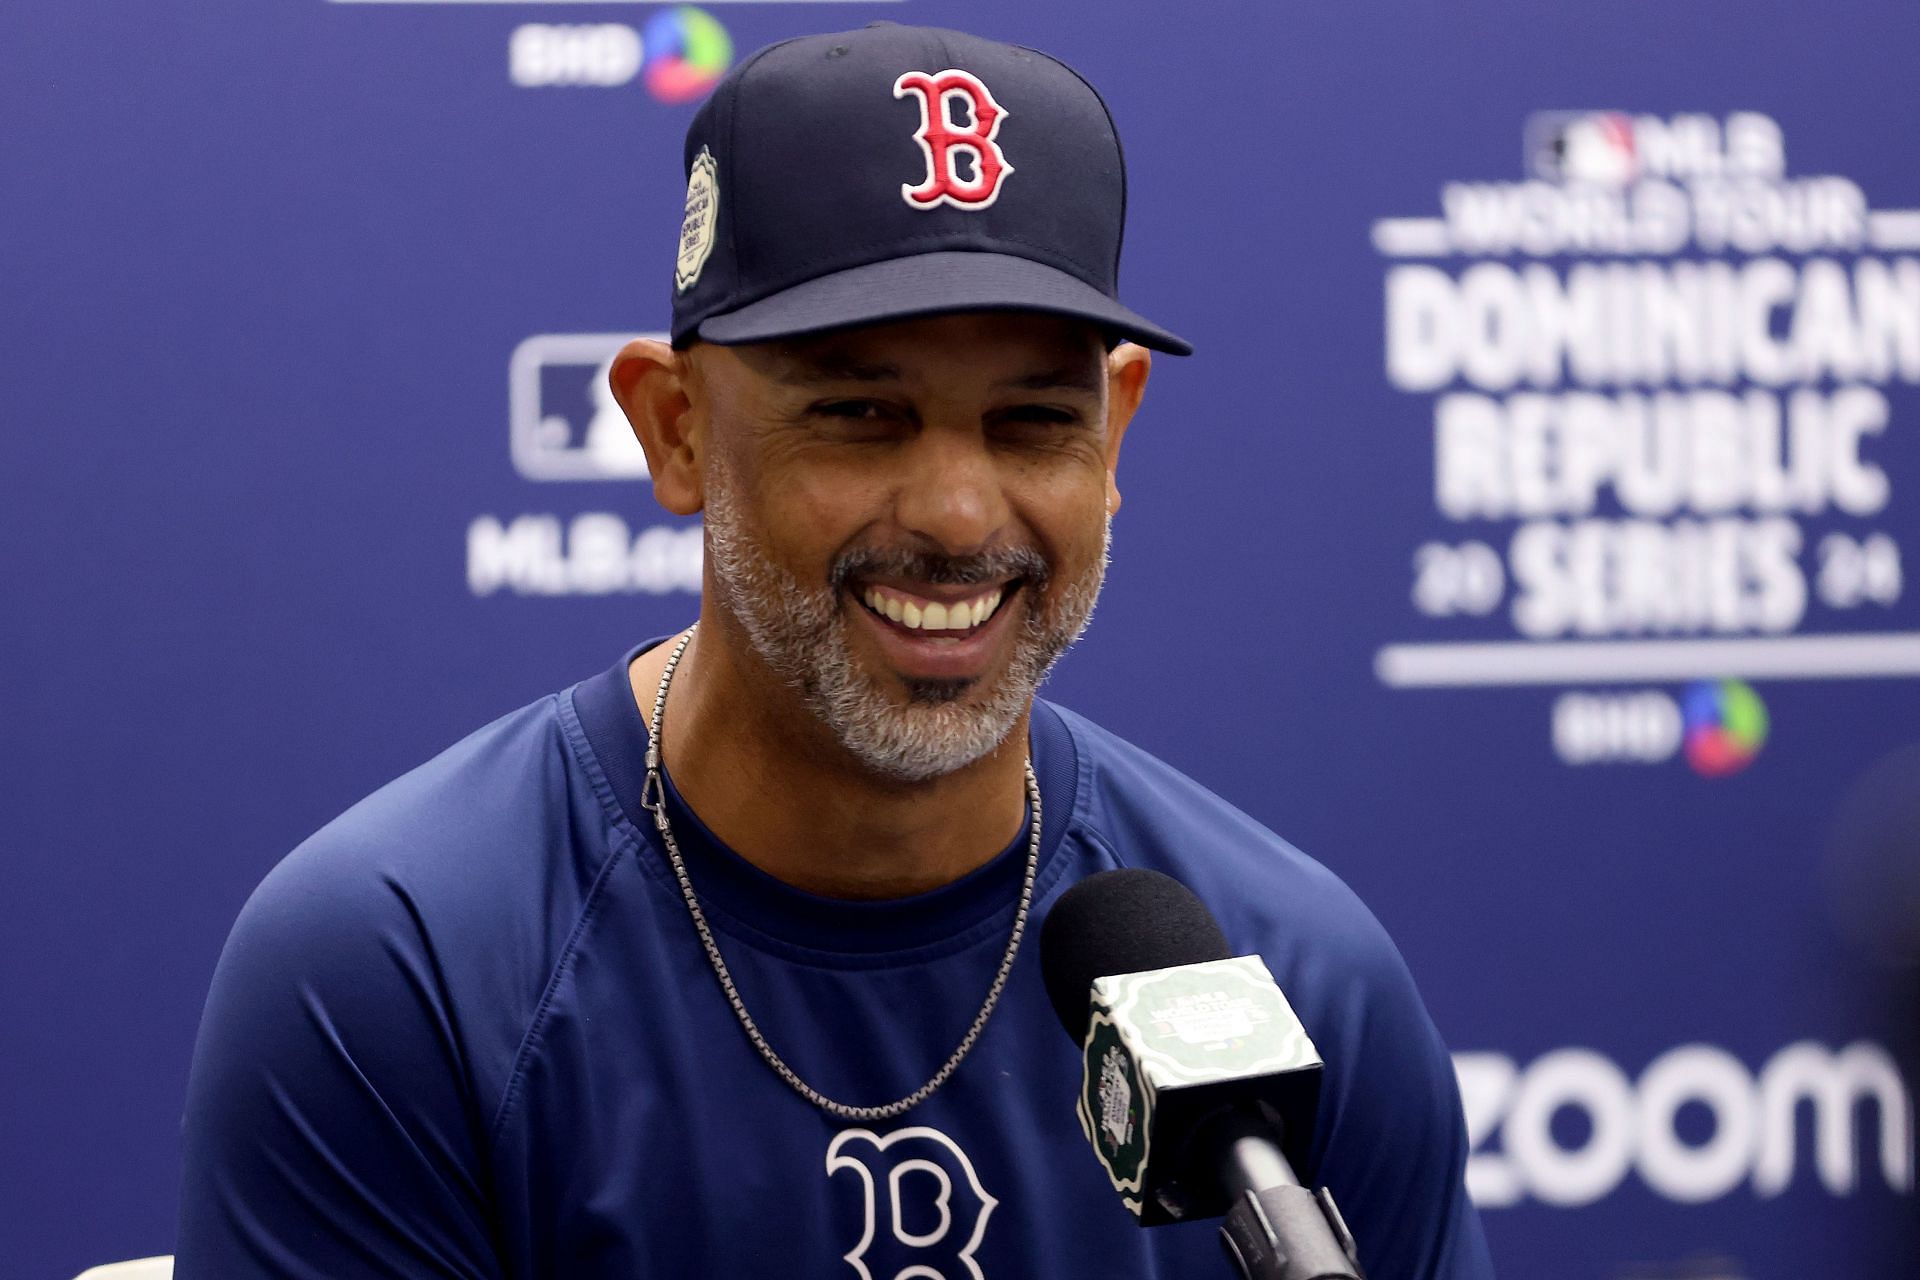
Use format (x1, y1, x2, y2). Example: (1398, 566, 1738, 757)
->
(701, 464, 1109, 782)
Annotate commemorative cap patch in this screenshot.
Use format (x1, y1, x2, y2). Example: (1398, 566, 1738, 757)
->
(675, 146, 719, 293)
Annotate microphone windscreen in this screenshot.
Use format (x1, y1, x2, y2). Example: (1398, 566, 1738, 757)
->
(1039, 867, 1231, 1044)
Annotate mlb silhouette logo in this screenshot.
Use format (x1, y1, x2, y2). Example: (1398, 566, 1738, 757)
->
(1525, 111, 1639, 186)
(508, 333, 660, 481)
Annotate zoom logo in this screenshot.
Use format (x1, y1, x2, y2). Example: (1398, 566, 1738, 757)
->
(1455, 1041, 1913, 1207)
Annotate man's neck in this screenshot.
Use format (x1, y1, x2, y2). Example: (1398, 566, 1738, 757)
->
(627, 624, 1033, 901)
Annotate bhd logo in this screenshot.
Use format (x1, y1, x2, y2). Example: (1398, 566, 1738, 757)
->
(1550, 680, 1770, 777)
(509, 6, 733, 101)
(508, 333, 653, 482)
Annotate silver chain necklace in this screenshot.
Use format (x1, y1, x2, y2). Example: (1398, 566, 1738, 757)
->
(637, 624, 1042, 1121)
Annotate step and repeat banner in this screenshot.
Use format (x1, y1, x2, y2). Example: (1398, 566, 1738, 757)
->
(4, 1, 1916, 1276)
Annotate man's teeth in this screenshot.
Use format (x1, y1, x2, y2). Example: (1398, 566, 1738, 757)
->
(861, 586, 1005, 632)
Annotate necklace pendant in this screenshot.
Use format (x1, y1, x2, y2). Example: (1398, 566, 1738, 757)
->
(640, 767, 666, 817)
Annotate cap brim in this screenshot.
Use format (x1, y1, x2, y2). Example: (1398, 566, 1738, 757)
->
(695, 251, 1192, 355)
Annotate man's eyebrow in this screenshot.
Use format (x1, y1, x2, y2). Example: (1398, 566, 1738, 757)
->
(764, 355, 1105, 393)
(773, 355, 902, 386)
(996, 365, 1106, 394)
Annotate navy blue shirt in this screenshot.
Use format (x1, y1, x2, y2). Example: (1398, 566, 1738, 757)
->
(178, 650, 1493, 1278)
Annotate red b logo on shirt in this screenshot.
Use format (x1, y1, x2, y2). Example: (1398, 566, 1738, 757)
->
(893, 69, 1013, 210)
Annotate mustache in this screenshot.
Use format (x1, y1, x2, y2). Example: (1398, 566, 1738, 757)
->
(829, 544, 1050, 592)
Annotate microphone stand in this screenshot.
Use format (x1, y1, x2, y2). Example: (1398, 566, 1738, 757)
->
(1214, 1113, 1365, 1280)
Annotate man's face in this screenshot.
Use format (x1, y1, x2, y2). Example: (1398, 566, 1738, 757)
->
(686, 312, 1139, 782)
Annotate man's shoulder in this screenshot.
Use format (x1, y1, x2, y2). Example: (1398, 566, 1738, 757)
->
(1043, 699, 1400, 976)
(202, 682, 635, 1113)
(233, 685, 622, 996)
(180, 683, 639, 1266)
(293, 691, 594, 886)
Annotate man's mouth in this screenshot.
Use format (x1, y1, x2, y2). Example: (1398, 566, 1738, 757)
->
(856, 581, 1015, 635)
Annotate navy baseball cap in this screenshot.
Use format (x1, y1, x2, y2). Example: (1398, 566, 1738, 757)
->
(667, 23, 1191, 355)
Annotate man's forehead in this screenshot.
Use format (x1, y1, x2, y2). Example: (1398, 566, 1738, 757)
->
(733, 314, 1109, 391)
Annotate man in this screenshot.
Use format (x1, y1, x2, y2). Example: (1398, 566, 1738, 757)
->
(178, 23, 1493, 1278)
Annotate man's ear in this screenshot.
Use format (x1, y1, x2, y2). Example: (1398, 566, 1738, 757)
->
(1102, 342, 1152, 515)
(609, 338, 705, 516)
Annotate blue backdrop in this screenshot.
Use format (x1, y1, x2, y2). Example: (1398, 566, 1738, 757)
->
(5, 1, 1917, 1276)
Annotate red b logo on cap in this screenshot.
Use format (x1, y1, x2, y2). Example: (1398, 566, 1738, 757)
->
(893, 69, 1013, 210)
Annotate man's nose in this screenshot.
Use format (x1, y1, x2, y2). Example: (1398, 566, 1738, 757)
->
(892, 425, 1010, 556)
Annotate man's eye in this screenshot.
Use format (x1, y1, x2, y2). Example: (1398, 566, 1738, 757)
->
(996, 405, 1083, 429)
(812, 400, 890, 421)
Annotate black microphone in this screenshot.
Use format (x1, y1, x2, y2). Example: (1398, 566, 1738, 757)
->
(1039, 868, 1365, 1280)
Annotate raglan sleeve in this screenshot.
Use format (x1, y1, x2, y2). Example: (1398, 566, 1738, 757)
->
(175, 837, 505, 1279)
(1301, 902, 1497, 1280)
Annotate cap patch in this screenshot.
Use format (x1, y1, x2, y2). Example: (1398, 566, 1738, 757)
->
(675, 146, 719, 292)
(892, 69, 1013, 211)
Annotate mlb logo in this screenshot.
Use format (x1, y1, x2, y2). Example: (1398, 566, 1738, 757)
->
(1525, 111, 1639, 186)
(508, 333, 661, 481)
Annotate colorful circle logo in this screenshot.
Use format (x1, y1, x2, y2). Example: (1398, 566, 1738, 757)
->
(1681, 679, 1769, 777)
(643, 6, 733, 104)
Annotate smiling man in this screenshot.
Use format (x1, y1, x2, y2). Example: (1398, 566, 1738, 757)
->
(178, 23, 1492, 1280)
(617, 315, 1136, 902)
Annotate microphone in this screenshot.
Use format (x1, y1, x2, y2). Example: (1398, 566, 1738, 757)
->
(1039, 868, 1365, 1280)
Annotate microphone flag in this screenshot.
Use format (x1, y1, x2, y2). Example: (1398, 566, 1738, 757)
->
(1075, 955, 1323, 1225)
